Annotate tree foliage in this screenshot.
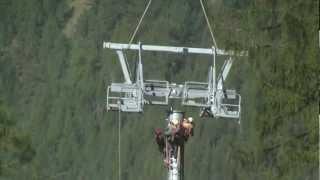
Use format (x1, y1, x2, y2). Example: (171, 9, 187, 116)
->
(0, 0, 318, 179)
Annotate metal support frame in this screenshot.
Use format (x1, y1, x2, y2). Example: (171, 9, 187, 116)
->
(103, 42, 247, 56)
(116, 50, 132, 84)
(104, 42, 246, 119)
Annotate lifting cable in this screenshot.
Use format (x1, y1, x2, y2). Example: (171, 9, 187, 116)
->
(118, 102, 121, 180)
(128, 0, 153, 45)
(128, 0, 217, 48)
(200, 0, 218, 48)
(125, 0, 153, 81)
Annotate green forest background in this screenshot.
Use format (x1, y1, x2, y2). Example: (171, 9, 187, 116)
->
(0, 0, 319, 179)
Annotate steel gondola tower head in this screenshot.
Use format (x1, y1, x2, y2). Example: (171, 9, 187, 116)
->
(103, 0, 248, 179)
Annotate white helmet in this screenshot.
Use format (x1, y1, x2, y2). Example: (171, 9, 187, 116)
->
(171, 118, 179, 125)
(188, 117, 193, 123)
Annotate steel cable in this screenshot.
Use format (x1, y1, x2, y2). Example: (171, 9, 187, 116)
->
(200, 0, 218, 48)
(128, 0, 153, 45)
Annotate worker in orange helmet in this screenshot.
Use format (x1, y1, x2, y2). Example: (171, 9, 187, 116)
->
(182, 117, 194, 137)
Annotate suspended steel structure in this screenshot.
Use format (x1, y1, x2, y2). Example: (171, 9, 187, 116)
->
(103, 0, 247, 179)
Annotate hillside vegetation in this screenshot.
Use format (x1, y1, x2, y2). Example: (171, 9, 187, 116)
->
(0, 0, 319, 179)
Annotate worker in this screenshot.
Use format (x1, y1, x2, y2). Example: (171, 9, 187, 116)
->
(165, 116, 195, 144)
(155, 128, 172, 168)
(199, 107, 213, 118)
(154, 128, 165, 155)
(164, 117, 179, 140)
(182, 117, 194, 138)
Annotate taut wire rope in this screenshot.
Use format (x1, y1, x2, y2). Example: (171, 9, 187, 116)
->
(128, 0, 217, 48)
(118, 101, 121, 180)
(200, 0, 218, 48)
(128, 0, 153, 45)
(125, 0, 153, 80)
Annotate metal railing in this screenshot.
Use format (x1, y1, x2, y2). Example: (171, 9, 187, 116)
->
(182, 81, 209, 107)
